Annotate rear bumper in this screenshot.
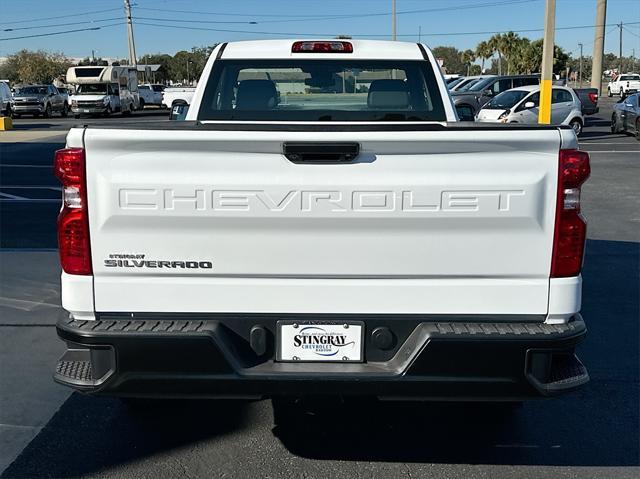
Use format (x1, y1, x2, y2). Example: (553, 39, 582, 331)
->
(55, 312, 588, 400)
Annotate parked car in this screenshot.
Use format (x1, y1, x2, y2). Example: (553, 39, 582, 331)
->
(12, 84, 68, 118)
(446, 76, 466, 90)
(444, 74, 461, 84)
(476, 85, 584, 135)
(0, 80, 13, 117)
(138, 84, 165, 108)
(52, 40, 590, 403)
(607, 73, 640, 98)
(449, 75, 487, 92)
(162, 86, 195, 109)
(56, 87, 71, 107)
(451, 75, 540, 115)
(611, 92, 640, 140)
(573, 88, 599, 115)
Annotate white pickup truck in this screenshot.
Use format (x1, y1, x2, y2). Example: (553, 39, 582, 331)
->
(607, 73, 640, 98)
(54, 40, 590, 402)
(161, 86, 196, 109)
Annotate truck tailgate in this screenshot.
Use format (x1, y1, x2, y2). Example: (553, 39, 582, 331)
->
(83, 127, 561, 315)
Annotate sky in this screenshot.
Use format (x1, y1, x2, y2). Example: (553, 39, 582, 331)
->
(1, 0, 639, 62)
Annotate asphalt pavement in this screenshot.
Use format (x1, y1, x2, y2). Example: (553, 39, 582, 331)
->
(0, 101, 638, 478)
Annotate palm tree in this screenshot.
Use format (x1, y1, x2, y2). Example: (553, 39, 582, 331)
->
(475, 41, 492, 74)
(488, 34, 504, 75)
(500, 31, 521, 74)
(461, 49, 476, 76)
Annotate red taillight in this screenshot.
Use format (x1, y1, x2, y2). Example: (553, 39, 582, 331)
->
(551, 149, 590, 277)
(54, 148, 92, 275)
(292, 41, 353, 53)
(588, 92, 597, 104)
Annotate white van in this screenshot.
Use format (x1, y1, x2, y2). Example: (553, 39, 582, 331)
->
(66, 66, 139, 117)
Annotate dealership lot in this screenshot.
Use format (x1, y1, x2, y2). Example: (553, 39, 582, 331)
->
(0, 99, 638, 478)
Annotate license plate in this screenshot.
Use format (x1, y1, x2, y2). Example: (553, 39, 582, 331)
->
(277, 322, 364, 362)
(83, 109, 90, 113)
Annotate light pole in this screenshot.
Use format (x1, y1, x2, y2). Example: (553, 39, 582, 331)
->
(578, 43, 583, 87)
(187, 60, 193, 85)
(591, 0, 607, 93)
(538, 0, 556, 125)
(124, 0, 137, 67)
(619, 22, 623, 74)
(392, 0, 396, 41)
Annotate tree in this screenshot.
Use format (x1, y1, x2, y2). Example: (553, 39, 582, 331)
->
(0, 49, 72, 84)
(488, 34, 505, 75)
(168, 46, 216, 84)
(475, 41, 493, 73)
(139, 53, 173, 83)
(431, 46, 465, 74)
(500, 31, 522, 75)
(460, 49, 476, 76)
(77, 57, 108, 66)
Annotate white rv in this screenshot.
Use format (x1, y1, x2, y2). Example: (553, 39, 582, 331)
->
(66, 65, 139, 117)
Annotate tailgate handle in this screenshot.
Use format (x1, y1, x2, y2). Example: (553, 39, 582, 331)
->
(283, 142, 360, 163)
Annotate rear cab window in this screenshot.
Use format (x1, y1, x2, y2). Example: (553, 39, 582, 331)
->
(198, 59, 446, 122)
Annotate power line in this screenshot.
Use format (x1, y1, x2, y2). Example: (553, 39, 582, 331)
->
(133, 0, 534, 22)
(135, 17, 259, 25)
(2, 17, 122, 32)
(0, 23, 124, 41)
(623, 26, 640, 39)
(132, 20, 640, 38)
(0, 7, 122, 26)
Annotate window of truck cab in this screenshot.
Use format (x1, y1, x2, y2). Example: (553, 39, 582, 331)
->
(198, 59, 445, 121)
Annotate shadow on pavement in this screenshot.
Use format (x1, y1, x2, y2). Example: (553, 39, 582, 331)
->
(0, 142, 62, 249)
(1, 240, 637, 476)
(10, 123, 58, 130)
(273, 239, 639, 467)
(1, 396, 252, 478)
(580, 131, 633, 140)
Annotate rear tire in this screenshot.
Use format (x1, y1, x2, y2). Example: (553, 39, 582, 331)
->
(611, 114, 620, 133)
(138, 99, 145, 110)
(569, 118, 583, 136)
(60, 104, 68, 117)
(636, 119, 640, 141)
(73, 114, 80, 119)
(43, 104, 51, 118)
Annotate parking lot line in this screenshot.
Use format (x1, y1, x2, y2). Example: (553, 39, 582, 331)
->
(0, 165, 52, 168)
(0, 192, 28, 200)
(1, 186, 61, 190)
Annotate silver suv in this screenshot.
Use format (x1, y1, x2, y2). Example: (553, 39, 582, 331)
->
(12, 84, 68, 118)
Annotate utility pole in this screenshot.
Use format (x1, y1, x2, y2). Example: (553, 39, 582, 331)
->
(538, 0, 556, 125)
(619, 22, 623, 74)
(392, 0, 397, 41)
(591, 0, 607, 92)
(578, 43, 583, 87)
(124, 0, 137, 67)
